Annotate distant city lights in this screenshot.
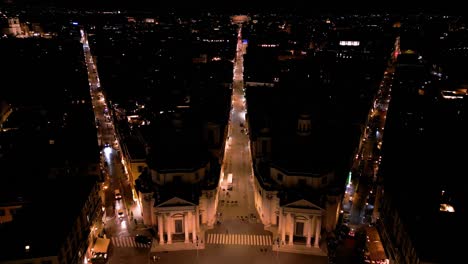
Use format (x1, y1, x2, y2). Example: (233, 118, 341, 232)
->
(339, 40, 360, 46)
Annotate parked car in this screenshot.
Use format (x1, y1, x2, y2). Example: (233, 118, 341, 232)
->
(115, 189, 122, 200)
(117, 209, 124, 219)
(135, 234, 152, 244)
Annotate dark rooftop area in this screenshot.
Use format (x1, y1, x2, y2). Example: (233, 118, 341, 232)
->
(144, 109, 210, 172)
(0, 176, 99, 261)
(381, 77, 468, 262)
(0, 37, 100, 178)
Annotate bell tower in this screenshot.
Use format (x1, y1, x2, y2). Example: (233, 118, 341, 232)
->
(8, 17, 22, 36)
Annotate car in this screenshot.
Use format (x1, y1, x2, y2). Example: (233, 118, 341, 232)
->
(135, 234, 152, 244)
(117, 209, 124, 219)
(114, 189, 122, 200)
(343, 213, 350, 224)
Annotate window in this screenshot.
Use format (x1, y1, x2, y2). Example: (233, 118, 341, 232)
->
(262, 140, 268, 154)
(321, 176, 328, 185)
(277, 173, 283, 182)
(173, 175, 182, 184)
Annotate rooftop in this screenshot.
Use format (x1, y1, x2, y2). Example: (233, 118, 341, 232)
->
(381, 82, 467, 262)
(124, 135, 147, 160)
(145, 110, 210, 172)
(0, 176, 99, 261)
(0, 37, 99, 177)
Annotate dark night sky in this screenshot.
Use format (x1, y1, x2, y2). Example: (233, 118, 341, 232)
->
(3, 0, 467, 15)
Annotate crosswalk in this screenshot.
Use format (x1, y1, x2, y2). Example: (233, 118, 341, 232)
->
(111, 236, 151, 248)
(207, 233, 272, 246)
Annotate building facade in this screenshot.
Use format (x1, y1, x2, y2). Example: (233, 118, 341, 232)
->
(249, 112, 341, 254)
(138, 160, 220, 245)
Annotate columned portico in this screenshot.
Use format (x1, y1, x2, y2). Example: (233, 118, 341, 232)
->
(153, 197, 200, 248)
(274, 199, 325, 255)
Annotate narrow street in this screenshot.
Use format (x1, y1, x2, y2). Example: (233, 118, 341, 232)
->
(346, 37, 399, 226)
(217, 26, 258, 223)
(80, 29, 144, 239)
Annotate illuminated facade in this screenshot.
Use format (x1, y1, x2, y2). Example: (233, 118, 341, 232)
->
(137, 159, 220, 246)
(249, 112, 341, 255)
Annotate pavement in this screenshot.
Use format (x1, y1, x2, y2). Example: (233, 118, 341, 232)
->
(265, 225, 328, 256)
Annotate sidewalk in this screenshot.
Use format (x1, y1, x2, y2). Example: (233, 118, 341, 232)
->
(266, 225, 328, 256)
(150, 226, 207, 253)
(126, 196, 149, 233)
(272, 243, 328, 256)
(151, 240, 205, 252)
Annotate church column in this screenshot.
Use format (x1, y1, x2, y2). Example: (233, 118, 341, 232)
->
(166, 213, 172, 244)
(310, 215, 317, 240)
(277, 211, 282, 237)
(306, 216, 312, 247)
(184, 212, 190, 243)
(196, 209, 200, 231)
(314, 215, 321, 248)
(150, 208, 156, 226)
(281, 213, 286, 244)
(288, 213, 294, 245)
(191, 211, 197, 242)
(158, 214, 164, 244)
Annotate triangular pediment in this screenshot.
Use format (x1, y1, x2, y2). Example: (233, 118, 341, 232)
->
(156, 196, 196, 207)
(283, 199, 324, 211)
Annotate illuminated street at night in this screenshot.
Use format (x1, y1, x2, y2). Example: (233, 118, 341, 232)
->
(1, 4, 466, 264)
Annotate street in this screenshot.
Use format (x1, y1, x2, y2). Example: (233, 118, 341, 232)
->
(217, 26, 257, 223)
(81, 28, 150, 262)
(346, 37, 398, 226)
(146, 246, 328, 264)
